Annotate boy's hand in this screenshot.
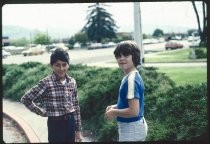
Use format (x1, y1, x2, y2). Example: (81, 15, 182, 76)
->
(105, 109, 116, 121)
(106, 104, 116, 112)
(106, 105, 112, 112)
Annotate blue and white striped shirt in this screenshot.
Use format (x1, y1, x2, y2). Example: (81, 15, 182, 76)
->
(117, 70, 145, 122)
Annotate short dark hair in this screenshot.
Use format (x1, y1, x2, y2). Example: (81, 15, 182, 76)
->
(50, 48, 69, 65)
(114, 40, 141, 67)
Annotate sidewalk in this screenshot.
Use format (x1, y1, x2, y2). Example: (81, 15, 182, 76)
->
(3, 99, 47, 143)
(3, 99, 92, 143)
(86, 61, 207, 68)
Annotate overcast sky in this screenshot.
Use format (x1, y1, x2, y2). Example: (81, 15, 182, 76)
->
(2, 1, 204, 35)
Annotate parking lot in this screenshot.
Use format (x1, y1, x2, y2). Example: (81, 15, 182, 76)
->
(2, 40, 190, 65)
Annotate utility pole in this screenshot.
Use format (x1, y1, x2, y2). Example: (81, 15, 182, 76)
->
(133, 2, 144, 65)
(29, 32, 32, 47)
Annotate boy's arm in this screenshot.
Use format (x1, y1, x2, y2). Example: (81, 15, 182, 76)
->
(21, 80, 47, 116)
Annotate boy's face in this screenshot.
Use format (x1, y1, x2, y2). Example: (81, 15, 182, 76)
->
(51, 60, 69, 80)
(116, 53, 135, 74)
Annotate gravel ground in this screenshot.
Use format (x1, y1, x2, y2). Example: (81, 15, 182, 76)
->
(3, 115, 29, 143)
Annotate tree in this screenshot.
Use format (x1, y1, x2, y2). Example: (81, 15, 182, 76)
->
(68, 32, 88, 48)
(143, 33, 148, 39)
(10, 37, 29, 47)
(192, 1, 207, 46)
(74, 32, 88, 46)
(69, 36, 75, 47)
(82, 3, 118, 43)
(33, 32, 51, 45)
(152, 29, 164, 37)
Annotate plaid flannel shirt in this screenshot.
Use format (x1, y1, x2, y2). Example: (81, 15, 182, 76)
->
(21, 72, 82, 131)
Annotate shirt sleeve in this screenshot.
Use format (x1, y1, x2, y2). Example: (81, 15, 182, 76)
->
(127, 73, 140, 99)
(21, 80, 47, 115)
(72, 80, 82, 131)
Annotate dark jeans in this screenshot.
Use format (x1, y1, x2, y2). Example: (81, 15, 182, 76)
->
(47, 115, 75, 143)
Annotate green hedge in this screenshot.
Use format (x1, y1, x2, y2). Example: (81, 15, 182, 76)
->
(2, 62, 207, 141)
(195, 48, 207, 58)
(147, 83, 207, 140)
(189, 47, 207, 59)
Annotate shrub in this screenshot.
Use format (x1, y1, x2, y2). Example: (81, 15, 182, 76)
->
(2, 62, 207, 141)
(3, 63, 51, 101)
(78, 66, 175, 141)
(189, 48, 207, 59)
(3, 65, 25, 98)
(150, 82, 207, 140)
(194, 48, 207, 59)
(19, 61, 42, 69)
(146, 120, 169, 140)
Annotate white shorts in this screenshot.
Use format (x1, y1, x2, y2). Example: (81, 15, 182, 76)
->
(117, 117, 148, 141)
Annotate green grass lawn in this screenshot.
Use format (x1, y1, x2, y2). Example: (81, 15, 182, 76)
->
(157, 66, 207, 86)
(108, 47, 207, 86)
(145, 48, 207, 63)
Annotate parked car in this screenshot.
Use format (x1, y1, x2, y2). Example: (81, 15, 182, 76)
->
(3, 46, 25, 55)
(101, 42, 117, 48)
(143, 39, 153, 45)
(165, 40, 183, 50)
(22, 47, 45, 56)
(188, 36, 200, 42)
(189, 39, 201, 48)
(49, 43, 69, 53)
(50, 47, 69, 53)
(2, 50, 11, 58)
(73, 42, 81, 49)
(88, 43, 102, 50)
(46, 45, 56, 52)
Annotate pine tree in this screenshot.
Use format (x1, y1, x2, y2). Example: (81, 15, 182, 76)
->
(82, 3, 118, 43)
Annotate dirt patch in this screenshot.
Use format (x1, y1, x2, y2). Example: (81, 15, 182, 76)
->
(3, 115, 29, 143)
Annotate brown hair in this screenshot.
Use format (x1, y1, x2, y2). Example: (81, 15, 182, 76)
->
(114, 40, 141, 67)
(50, 48, 69, 65)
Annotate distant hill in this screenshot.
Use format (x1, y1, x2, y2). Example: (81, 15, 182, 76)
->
(2, 24, 195, 40)
(2, 25, 76, 40)
(2, 25, 36, 40)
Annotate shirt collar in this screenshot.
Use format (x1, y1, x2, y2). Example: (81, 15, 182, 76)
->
(51, 72, 71, 83)
(124, 69, 138, 78)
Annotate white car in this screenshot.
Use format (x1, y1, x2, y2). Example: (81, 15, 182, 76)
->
(101, 42, 117, 48)
(49, 43, 69, 53)
(2, 50, 11, 58)
(88, 43, 102, 50)
(143, 39, 153, 44)
(188, 36, 200, 42)
(189, 39, 201, 48)
(22, 47, 45, 56)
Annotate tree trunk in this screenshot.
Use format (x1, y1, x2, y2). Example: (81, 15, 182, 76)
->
(192, 1, 207, 47)
(201, 2, 207, 46)
(192, 1, 201, 35)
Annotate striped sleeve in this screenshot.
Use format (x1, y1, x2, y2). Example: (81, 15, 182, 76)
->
(127, 72, 136, 99)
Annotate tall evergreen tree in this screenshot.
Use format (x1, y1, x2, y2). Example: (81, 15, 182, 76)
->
(82, 3, 118, 43)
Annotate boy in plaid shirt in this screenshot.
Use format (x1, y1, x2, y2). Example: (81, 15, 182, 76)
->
(21, 48, 82, 142)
